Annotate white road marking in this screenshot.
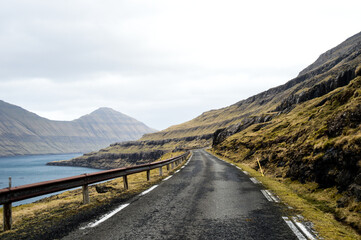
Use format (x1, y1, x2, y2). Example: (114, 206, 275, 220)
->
(236, 166, 242, 170)
(261, 190, 273, 202)
(242, 171, 250, 175)
(181, 166, 185, 169)
(175, 170, 180, 173)
(250, 177, 261, 184)
(80, 154, 195, 230)
(163, 175, 173, 181)
(282, 217, 307, 240)
(292, 217, 316, 240)
(81, 203, 130, 229)
(264, 190, 280, 202)
(139, 185, 158, 196)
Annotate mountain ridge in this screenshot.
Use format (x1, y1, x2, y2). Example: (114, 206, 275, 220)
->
(0, 101, 155, 156)
(59, 31, 361, 170)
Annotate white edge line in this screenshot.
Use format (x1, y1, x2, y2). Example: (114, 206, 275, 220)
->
(250, 178, 261, 184)
(291, 217, 316, 240)
(163, 175, 173, 181)
(282, 217, 307, 240)
(139, 185, 158, 196)
(242, 171, 249, 175)
(79, 153, 195, 230)
(175, 170, 180, 173)
(261, 190, 273, 202)
(236, 166, 242, 170)
(81, 203, 130, 229)
(181, 166, 185, 169)
(265, 190, 280, 203)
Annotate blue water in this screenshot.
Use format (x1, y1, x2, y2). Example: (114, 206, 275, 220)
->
(0, 153, 99, 206)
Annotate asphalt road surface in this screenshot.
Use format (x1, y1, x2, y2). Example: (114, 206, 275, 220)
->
(62, 149, 298, 240)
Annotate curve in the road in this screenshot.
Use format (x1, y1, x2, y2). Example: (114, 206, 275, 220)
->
(63, 149, 310, 240)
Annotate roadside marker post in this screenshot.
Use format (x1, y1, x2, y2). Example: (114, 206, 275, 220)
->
(257, 158, 264, 176)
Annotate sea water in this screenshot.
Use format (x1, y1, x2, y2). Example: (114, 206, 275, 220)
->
(0, 153, 99, 206)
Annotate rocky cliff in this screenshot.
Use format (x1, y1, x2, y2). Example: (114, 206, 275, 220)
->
(0, 103, 155, 156)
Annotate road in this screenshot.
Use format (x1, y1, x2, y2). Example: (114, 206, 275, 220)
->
(62, 149, 298, 240)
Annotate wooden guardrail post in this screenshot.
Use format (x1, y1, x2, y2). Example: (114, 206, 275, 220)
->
(123, 175, 129, 190)
(3, 202, 12, 231)
(82, 184, 89, 204)
(159, 167, 163, 176)
(147, 170, 150, 181)
(4, 177, 12, 230)
(166, 164, 169, 171)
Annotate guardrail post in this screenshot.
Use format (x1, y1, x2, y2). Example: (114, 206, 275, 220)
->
(171, 162, 174, 169)
(3, 202, 12, 231)
(82, 184, 90, 204)
(159, 167, 163, 176)
(147, 170, 150, 181)
(123, 175, 129, 190)
(166, 164, 169, 171)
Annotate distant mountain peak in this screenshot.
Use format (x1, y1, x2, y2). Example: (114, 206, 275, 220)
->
(0, 101, 156, 156)
(94, 107, 116, 112)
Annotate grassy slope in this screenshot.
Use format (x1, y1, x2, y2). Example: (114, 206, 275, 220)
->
(212, 75, 361, 234)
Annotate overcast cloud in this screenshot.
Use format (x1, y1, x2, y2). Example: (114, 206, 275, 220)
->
(0, 0, 360, 130)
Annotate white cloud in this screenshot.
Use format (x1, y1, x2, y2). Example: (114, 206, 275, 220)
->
(0, 0, 360, 130)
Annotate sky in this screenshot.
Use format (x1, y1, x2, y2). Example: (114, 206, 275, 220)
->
(0, 0, 360, 130)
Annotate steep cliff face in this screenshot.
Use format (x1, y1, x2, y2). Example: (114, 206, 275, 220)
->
(0, 102, 155, 156)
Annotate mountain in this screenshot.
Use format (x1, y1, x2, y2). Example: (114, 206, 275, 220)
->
(0, 102, 155, 156)
(58, 31, 361, 169)
(54, 31, 361, 231)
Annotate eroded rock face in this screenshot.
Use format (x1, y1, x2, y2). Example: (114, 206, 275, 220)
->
(212, 115, 273, 147)
(327, 104, 361, 137)
(276, 68, 357, 112)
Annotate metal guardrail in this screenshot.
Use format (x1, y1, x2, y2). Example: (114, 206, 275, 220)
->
(0, 151, 190, 231)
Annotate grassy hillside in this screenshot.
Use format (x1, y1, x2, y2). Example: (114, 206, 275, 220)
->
(62, 32, 361, 169)
(213, 73, 361, 232)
